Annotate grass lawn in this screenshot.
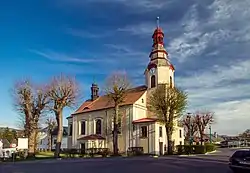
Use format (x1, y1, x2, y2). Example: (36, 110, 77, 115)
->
(36, 152, 69, 158)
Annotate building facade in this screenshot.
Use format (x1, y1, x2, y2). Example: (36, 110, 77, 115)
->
(67, 23, 184, 155)
(38, 126, 68, 151)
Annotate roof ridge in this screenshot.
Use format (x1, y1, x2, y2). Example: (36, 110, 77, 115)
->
(84, 96, 101, 109)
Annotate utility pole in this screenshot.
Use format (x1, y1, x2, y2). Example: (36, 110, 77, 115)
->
(209, 125, 212, 144)
(187, 113, 192, 145)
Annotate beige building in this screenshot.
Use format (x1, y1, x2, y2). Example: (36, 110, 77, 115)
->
(67, 25, 184, 155)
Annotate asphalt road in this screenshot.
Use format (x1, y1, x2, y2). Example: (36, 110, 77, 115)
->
(1, 157, 232, 173)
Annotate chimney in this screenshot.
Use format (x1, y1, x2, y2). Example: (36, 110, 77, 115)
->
(91, 83, 99, 101)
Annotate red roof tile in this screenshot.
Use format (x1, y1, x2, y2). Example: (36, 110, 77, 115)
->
(72, 85, 147, 115)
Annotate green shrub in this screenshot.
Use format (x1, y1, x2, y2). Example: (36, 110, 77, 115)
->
(205, 144, 216, 152)
(183, 145, 193, 155)
(175, 144, 215, 155)
(127, 147, 144, 156)
(193, 145, 206, 154)
(18, 150, 28, 159)
(176, 145, 183, 155)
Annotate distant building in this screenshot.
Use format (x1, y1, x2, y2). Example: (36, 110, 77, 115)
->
(38, 126, 68, 151)
(67, 21, 184, 155)
(191, 132, 225, 144)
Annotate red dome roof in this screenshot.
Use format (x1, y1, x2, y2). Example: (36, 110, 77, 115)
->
(152, 27, 164, 38)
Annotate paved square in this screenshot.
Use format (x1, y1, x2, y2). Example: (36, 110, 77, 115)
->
(1, 157, 231, 173)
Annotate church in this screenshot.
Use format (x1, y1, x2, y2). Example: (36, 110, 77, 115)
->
(67, 22, 184, 155)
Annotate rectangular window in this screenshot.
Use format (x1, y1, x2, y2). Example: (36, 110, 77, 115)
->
(180, 141, 182, 145)
(159, 127, 162, 137)
(53, 139, 57, 145)
(132, 124, 136, 131)
(81, 121, 86, 135)
(69, 124, 72, 136)
(179, 129, 182, 138)
(141, 126, 148, 138)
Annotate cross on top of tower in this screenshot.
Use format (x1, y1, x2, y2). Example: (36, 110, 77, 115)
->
(156, 16, 160, 28)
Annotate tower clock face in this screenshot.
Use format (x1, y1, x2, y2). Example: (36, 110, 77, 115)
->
(150, 67, 156, 74)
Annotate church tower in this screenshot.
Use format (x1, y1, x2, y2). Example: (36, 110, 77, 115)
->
(145, 17, 175, 89)
(91, 83, 99, 101)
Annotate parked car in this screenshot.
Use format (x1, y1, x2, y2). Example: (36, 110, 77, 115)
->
(229, 149, 250, 172)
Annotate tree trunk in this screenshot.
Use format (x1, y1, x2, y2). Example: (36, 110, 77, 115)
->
(34, 129, 38, 153)
(28, 128, 36, 158)
(54, 110, 63, 158)
(165, 125, 173, 155)
(113, 104, 119, 156)
(200, 131, 204, 145)
(48, 133, 52, 151)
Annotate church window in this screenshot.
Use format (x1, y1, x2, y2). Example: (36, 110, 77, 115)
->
(170, 76, 173, 88)
(141, 99, 144, 103)
(159, 126, 162, 137)
(69, 124, 72, 136)
(81, 121, 86, 135)
(151, 75, 156, 88)
(140, 126, 148, 138)
(95, 119, 102, 135)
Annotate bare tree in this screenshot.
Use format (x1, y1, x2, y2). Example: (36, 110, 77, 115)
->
(148, 84, 188, 154)
(181, 113, 198, 144)
(104, 72, 131, 155)
(48, 75, 79, 158)
(45, 117, 57, 151)
(12, 80, 49, 157)
(194, 112, 214, 145)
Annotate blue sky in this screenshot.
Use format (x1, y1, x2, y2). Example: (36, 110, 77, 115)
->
(0, 0, 250, 135)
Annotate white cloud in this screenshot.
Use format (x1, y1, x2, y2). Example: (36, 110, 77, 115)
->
(210, 100, 250, 135)
(208, 0, 250, 24)
(29, 49, 113, 64)
(177, 59, 250, 135)
(177, 59, 250, 89)
(66, 28, 111, 38)
(118, 23, 158, 36)
(83, 0, 172, 11)
(167, 3, 234, 62)
(118, 0, 250, 63)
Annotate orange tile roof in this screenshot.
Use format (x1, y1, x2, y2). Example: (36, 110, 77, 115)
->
(72, 85, 147, 115)
(132, 118, 158, 123)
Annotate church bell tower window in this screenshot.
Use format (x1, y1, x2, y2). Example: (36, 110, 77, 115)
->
(151, 75, 156, 88)
(170, 76, 173, 88)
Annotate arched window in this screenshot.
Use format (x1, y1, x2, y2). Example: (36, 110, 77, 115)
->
(151, 75, 156, 88)
(95, 119, 102, 135)
(170, 76, 173, 88)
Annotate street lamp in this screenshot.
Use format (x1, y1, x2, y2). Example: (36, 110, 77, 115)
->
(187, 113, 192, 145)
(209, 125, 212, 144)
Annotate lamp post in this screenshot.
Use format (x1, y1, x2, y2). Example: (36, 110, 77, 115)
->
(209, 125, 212, 144)
(187, 113, 192, 145)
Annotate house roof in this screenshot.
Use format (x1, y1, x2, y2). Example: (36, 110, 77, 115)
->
(77, 134, 105, 140)
(71, 85, 147, 116)
(0, 138, 10, 148)
(51, 126, 68, 136)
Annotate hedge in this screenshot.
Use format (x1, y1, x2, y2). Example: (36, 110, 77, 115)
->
(205, 144, 216, 152)
(176, 144, 216, 155)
